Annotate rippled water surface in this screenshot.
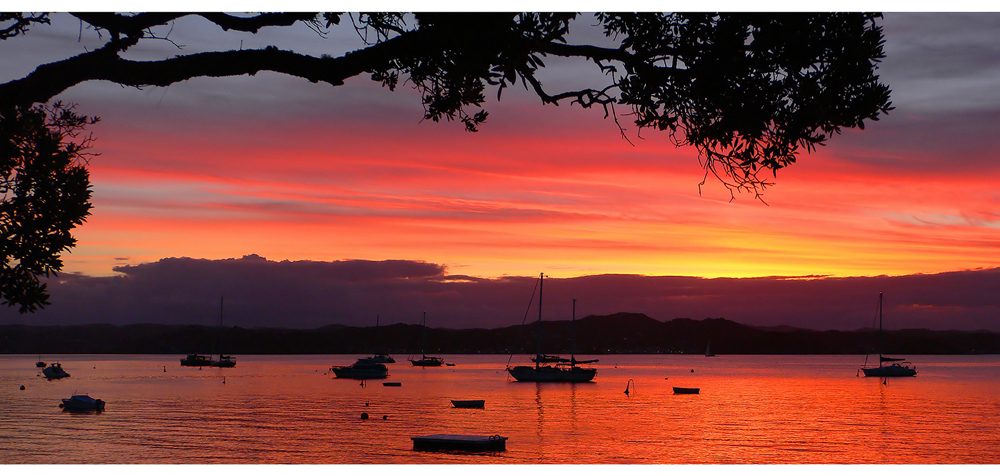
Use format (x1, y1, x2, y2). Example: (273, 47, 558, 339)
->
(2, 354, 999, 463)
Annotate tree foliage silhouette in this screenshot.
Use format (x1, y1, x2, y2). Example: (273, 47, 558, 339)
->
(0, 12, 892, 312)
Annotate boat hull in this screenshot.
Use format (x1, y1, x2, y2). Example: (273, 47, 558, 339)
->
(507, 365, 596, 383)
(673, 387, 700, 394)
(211, 356, 237, 368)
(862, 365, 916, 377)
(332, 362, 388, 379)
(42, 364, 69, 379)
(180, 354, 214, 367)
(61, 395, 105, 412)
(451, 400, 485, 408)
(410, 358, 443, 367)
(412, 434, 507, 452)
(370, 354, 395, 364)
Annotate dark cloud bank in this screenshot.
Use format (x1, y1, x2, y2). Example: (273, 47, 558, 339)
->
(3, 255, 999, 331)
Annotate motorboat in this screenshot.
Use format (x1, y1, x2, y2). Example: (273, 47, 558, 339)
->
(370, 353, 395, 364)
(60, 394, 105, 412)
(331, 358, 388, 379)
(411, 355, 444, 367)
(673, 387, 700, 394)
(180, 354, 214, 367)
(212, 354, 237, 368)
(451, 399, 485, 408)
(42, 362, 70, 379)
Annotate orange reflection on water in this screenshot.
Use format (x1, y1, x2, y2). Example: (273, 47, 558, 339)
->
(2, 354, 999, 463)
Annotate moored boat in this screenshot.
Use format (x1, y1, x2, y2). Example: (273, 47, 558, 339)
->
(451, 399, 485, 408)
(182, 297, 238, 368)
(180, 354, 214, 367)
(860, 293, 916, 377)
(507, 276, 598, 383)
(370, 353, 395, 364)
(331, 358, 388, 379)
(368, 316, 396, 363)
(410, 311, 445, 367)
(42, 362, 69, 379)
(212, 354, 237, 368)
(411, 356, 444, 367)
(673, 387, 700, 394)
(60, 394, 106, 412)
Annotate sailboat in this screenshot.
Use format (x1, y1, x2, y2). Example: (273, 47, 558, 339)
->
(705, 343, 716, 357)
(180, 297, 236, 367)
(369, 315, 395, 364)
(507, 274, 598, 382)
(860, 292, 916, 377)
(211, 297, 236, 368)
(35, 354, 46, 368)
(410, 311, 444, 367)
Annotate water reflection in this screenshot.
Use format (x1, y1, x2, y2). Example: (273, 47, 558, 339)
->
(2, 354, 1000, 463)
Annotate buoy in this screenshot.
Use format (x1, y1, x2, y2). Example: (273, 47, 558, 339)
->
(691, 369, 694, 373)
(361, 412, 369, 420)
(164, 366, 166, 372)
(382, 415, 387, 420)
(223, 377, 226, 384)
(365, 401, 369, 407)
(20, 385, 26, 390)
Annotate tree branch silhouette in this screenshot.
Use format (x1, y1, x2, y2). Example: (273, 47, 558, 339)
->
(0, 12, 893, 312)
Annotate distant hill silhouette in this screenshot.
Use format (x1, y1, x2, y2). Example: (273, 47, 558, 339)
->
(3, 313, 999, 354)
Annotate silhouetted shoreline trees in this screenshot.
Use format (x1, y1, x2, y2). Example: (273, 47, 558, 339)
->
(4, 313, 998, 355)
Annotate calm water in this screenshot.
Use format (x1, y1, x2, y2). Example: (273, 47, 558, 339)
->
(2, 354, 999, 464)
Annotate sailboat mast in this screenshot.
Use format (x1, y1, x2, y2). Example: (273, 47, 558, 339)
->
(219, 296, 224, 359)
(422, 311, 427, 359)
(878, 292, 883, 363)
(571, 298, 576, 365)
(537, 273, 543, 369)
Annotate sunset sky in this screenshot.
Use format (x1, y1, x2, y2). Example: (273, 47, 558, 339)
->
(3, 11, 1000, 330)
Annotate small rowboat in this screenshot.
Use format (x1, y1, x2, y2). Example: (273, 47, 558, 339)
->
(382, 382, 402, 387)
(673, 387, 700, 394)
(451, 399, 485, 408)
